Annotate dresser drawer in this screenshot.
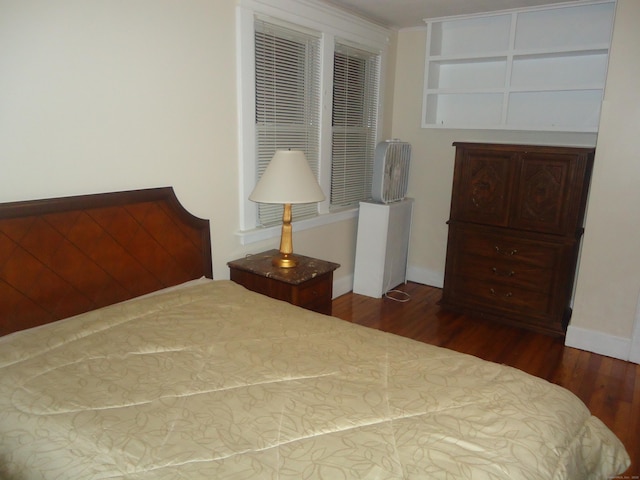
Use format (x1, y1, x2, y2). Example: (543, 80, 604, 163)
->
(455, 253, 553, 292)
(448, 275, 551, 318)
(457, 229, 560, 268)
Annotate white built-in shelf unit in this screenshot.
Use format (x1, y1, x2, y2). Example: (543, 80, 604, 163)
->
(422, 0, 616, 132)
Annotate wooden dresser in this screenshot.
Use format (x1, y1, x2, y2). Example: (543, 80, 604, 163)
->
(441, 142, 595, 336)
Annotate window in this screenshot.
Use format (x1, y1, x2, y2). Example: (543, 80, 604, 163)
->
(254, 19, 321, 226)
(237, 1, 389, 239)
(331, 43, 380, 208)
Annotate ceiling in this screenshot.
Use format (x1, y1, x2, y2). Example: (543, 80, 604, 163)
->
(321, 0, 576, 29)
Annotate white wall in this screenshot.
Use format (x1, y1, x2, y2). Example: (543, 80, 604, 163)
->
(0, 0, 362, 287)
(566, 0, 640, 360)
(391, 0, 640, 360)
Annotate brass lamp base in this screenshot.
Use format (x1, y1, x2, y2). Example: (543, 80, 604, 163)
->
(273, 203, 297, 268)
(272, 253, 297, 268)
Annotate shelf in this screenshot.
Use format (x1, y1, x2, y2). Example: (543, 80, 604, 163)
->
(429, 14, 511, 56)
(514, 2, 616, 51)
(424, 93, 505, 127)
(427, 58, 507, 89)
(506, 90, 603, 131)
(422, 0, 615, 132)
(510, 51, 609, 89)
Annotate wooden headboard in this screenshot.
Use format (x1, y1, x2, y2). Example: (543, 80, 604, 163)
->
(0, 187, 212, 336)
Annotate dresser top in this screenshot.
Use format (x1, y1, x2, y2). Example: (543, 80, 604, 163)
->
(452, 142, 595, 155)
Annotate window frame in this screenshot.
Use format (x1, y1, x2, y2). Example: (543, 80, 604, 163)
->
(236, 0, 390, 244)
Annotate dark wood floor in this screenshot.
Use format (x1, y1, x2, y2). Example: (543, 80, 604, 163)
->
(332, 281, 639, 476)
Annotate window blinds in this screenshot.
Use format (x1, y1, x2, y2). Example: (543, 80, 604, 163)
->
(254, 19, 321, 227)
(331, 43, 380, 208)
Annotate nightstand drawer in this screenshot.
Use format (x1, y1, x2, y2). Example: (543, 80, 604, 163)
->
(295, 276, 332, 306)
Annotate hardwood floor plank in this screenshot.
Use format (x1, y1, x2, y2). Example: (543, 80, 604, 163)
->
(627, 367, 640, 472)
(332, 282, 639, 475)
(588, 355, 619, 428)
(548, 346, 581, 386)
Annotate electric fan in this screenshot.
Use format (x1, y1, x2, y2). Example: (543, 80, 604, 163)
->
(371, 139, 411, 203)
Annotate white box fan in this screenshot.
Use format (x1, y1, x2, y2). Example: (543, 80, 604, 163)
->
(371, 139, 411, 203)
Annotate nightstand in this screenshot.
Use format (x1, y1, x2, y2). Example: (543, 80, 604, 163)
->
(228, 249, 340, 315)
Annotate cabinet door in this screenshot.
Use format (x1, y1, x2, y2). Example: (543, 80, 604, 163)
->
(510, 152, 585, 234)
(450, 147, 516, 226)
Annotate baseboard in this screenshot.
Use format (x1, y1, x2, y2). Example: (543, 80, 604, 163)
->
(334, 266, 443, 300)
(407, 266, 444, 288)
(630, 331, 640, 364)
(630, 291, 640, 364)
(565, 325, 635, 363)
(333, 273, 353, 299)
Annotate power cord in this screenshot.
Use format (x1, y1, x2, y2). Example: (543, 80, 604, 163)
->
(382, 256, 412, 302)
(384, 289, 411, 302)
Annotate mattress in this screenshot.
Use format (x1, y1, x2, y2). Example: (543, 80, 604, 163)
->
(0, 280, 630, 479)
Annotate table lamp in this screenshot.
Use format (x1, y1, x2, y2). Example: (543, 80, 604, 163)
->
(249, 149, 325, 268)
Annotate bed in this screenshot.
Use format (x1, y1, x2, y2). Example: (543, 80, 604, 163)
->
(0, 188, 630, 479)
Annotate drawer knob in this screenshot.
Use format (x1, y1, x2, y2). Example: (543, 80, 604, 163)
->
(492, 267, 515, 277)
(494, 245, 518, 256)
(490, 288, 513, 298)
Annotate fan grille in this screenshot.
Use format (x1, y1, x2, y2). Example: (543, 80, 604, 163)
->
(371, 140, 411, 203)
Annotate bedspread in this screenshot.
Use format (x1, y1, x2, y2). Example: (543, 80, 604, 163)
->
(0, 280, 630, 479)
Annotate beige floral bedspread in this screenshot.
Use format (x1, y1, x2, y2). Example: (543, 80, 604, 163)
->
(0, 280, 630, 479)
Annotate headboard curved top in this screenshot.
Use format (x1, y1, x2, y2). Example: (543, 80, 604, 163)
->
(0, 187, 212, 336)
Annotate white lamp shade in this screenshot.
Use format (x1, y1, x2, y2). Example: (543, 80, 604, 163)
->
(249, 150, 325, 204)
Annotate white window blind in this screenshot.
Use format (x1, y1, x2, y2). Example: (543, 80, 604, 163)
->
(331, 43, 380, 208)
(254, 18, 321, 227)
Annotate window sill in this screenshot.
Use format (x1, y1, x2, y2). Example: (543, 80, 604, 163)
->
(237, 207, 358, 245)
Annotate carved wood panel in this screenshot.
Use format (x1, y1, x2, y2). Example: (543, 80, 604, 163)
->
(510, 154, 574, 234)
(450, 150, 515, 227)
